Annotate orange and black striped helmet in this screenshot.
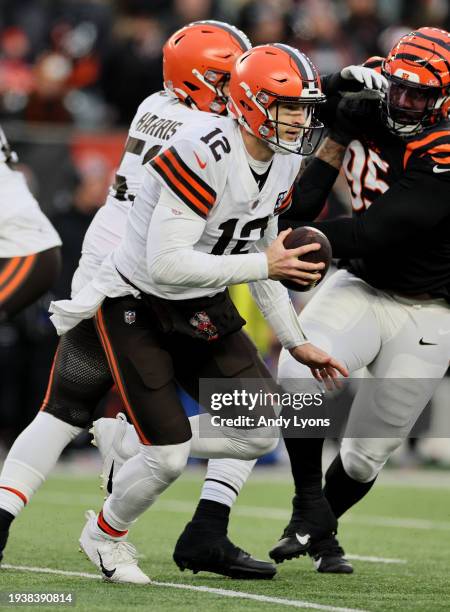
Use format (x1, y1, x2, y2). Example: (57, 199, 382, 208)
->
(228, 44, 326, 155)
(382, 27, 450, 136)
(163, 21, 251, 115)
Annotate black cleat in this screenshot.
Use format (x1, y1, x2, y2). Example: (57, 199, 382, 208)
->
(309, 535, 353, 574)
(269, 522, 312, 564)
(269, 494, 338, 565)
(173, 526, 276, 580)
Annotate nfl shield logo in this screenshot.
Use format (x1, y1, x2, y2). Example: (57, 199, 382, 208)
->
(124, 310, 136, 325)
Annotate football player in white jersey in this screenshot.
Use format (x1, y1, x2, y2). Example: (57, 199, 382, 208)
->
(0, 127, 61, 321)
(81, 65, 387, 581)
(44, 43, 355, 584)
(0, 19, 256, 566)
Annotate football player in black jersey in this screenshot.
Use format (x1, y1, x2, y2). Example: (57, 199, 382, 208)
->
(270, 27, 450, 573)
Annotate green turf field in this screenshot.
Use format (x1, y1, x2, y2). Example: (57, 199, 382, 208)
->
(0, 468, 449, 612)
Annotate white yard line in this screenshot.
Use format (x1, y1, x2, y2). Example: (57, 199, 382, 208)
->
(345, 555, 406, 564)
(2, 564, 369, 612)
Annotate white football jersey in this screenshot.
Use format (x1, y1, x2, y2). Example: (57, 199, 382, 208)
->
(0, 126, 61, 258)
(113, 114, 301, 300)
(71, 92, 202, 295)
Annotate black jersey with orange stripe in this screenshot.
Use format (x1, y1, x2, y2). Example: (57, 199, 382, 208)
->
(334, 112, 450, 300)
(284, 100, 450, 301)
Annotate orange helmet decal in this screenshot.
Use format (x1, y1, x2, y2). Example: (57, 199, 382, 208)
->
(163, 20, 251, 114)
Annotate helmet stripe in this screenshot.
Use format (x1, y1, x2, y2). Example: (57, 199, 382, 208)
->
(394, 52, 444, 84)
(195, 20, 251, 52)
(402, 42, 450, 74)
(413, 31, 450, 53)
(273, 43, 319, 88)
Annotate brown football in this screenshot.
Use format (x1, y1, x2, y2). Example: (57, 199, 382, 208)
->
(281, 226, 332, 292)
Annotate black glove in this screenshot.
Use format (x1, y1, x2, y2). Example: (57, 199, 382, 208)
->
(328, 90, 382, 147)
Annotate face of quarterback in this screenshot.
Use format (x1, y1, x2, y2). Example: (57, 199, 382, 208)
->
(240, 100, 318, 160)
(268, 102, 312, 142)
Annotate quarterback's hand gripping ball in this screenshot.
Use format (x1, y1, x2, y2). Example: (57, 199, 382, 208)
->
(282, 227, 332, 292)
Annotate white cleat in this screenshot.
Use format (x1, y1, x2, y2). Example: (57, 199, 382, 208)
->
(79, 510, 150, 585)
(90, 412, 132, 496)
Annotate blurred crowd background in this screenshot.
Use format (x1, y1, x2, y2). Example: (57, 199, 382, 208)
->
(1, 0, 450, 128)
(0, 0, 449, 466)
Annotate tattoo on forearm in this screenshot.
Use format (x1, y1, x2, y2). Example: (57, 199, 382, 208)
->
(316, 137, 346, 170)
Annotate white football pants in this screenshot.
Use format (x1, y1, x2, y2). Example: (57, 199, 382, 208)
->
(278, 269, 450, 483)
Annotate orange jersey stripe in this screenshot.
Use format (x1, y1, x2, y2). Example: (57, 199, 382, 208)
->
(0, 486, 27, 505)
(95, 306, 151, 445)
(403, 131, 450, 168)
(427, 144, 450, 155)
(277, 197, 292, 213)
(0, 254, 36, 303)
(153, 156, 210, 217)
(431, 155, 450, 164)
(165, 150, 215, 206)
(407, 130, 450, 152)
(0, 257, 21, 288)
(40, 344, 60, 411)
(276, 186, 294, 214)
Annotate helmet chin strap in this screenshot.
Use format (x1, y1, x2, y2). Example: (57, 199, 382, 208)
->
(267, 140, 292, 155)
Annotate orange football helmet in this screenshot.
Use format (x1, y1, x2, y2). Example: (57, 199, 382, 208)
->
(382, 27, 450, 135)
(163, 21, 251, 115)
(228, 44, 325, 155)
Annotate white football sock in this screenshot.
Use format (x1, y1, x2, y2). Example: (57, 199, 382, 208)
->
(102, 440, 190, 532)
(201, 458, 256, 507)
(0, 412, 82, 516)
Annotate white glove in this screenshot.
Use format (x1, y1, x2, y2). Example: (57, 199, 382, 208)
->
(340, 65, 388, 91)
